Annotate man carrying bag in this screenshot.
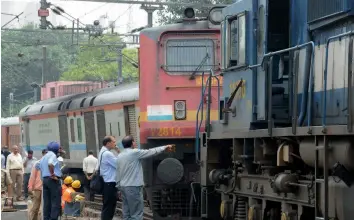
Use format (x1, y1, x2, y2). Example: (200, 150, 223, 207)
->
(90, 136, 119, 220)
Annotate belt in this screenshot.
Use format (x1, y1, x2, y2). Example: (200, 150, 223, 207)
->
(43, 176, 61, 179)
(104, 182, 116, 186)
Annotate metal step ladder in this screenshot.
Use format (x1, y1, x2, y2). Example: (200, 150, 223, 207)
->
(315, 135, 329, 220)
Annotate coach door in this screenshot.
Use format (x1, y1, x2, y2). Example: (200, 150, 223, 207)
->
(96, 110, 107, 151)
(58, 115, 70, 158)
(84, 111, 98, 157)
(124, 105, 138, 142)
(22, 119, 30, 149)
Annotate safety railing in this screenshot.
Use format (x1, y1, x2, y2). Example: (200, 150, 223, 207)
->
(249, 41, 315, 135)
(322, 31, 354, 133)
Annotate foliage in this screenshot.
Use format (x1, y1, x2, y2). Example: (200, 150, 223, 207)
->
(156, 0, 233, 25)
(1, 23, 138, 117)
(1, 99, 33, 118)
(1, 24, 76, 117)
(60, 35, 138, 82)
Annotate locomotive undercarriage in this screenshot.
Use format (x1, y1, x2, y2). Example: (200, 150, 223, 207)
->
(143, 139, 203, 220)
(200, 127, 354, 220)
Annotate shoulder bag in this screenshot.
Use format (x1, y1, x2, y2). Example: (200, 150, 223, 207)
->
(90, 151, 106, 194)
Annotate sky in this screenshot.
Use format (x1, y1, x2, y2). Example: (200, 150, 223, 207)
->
(1, 0, 156, 34)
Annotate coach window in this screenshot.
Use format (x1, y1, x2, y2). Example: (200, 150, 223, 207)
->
(77, 118, 82, 142)
(221, 12, 247, 70)
(164, 39, 215, 74)
(70, 119, 75, 142)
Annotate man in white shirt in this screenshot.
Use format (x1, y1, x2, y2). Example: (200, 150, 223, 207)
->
(6, 145, 24, 201)
(82, 150, 98, 201)
(23, 150, 37, 199)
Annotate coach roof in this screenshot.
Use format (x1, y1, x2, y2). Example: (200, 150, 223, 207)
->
(1, 117, 20, 126)
(19, 82, 139, 117)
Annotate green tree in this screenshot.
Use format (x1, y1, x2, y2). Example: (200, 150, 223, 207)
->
(60, 35, 138, 82)
(156, 0, 233, 25)
(1, 24, 76, 117)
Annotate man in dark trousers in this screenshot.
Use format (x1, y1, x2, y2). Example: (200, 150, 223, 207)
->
(23, 150, 37, 199)
(97, 136, 120, 220)
(36, 141, 62, 220)
(82, 150, 98, 201)
(116, 135, 173, 220)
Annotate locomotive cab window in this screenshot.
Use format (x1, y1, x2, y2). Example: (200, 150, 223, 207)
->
(164, 39, 215, 73)
(221, 12, 247, 69)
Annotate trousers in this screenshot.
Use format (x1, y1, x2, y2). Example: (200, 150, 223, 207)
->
(10, 169, 23, 199)
(42, 177, 61, 220)
(28, 190, 42, 220)
(23, 173, 31, 198)
(101, 182, 117, 220)
(120, 186, 144, 220)
(83, 173, 94, 201)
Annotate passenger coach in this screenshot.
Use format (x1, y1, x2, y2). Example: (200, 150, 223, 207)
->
(19, 83, 139, 173)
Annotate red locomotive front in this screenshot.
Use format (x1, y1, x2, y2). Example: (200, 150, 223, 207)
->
(139, 7, 224, 219)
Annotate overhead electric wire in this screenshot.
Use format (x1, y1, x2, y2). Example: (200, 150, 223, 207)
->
(2, 63, 33, 84)
(78, 3, 109, 18)
(112, 4, 133, 23)
(1, 12, 19, 16)
(1, 12, 23, 29)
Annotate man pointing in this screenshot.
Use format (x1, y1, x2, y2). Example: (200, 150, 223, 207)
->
(116, 135, 173, 220)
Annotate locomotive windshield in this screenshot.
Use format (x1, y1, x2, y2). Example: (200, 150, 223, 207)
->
(164, 39, 215, 73)
(221, 12, 247, 69)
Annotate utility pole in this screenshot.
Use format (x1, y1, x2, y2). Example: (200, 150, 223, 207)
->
(9, 93, 14, 116)
(42, 46, 46, 85)
(39, 0, 50, 29)
(140, 4, 162, 27)
(117, 48, 123, 84)
(33, 86, 38, 102)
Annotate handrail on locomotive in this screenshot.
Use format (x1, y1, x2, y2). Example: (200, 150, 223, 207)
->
(198, 41, 316, 139)
(195, 68, 221, 163)
(322, 31, 354, 133)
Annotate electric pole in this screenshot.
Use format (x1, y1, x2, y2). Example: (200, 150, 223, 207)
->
(42, 46, 46, 85)
(117, 48, 123, 84)
(39, 0, 50, 29)
(140, 4, 162, 27)
(9, 93, 14, 116)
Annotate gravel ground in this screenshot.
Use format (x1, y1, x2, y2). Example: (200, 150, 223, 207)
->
(1, 209, 28, 220)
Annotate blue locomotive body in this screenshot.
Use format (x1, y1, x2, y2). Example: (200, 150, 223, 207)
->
(196, 1, 354, 220)
(217, 0, 354, 130)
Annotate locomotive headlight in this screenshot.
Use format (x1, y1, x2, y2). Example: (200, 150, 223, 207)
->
(174, 100, 186, 120)
(184, 7, 195, 19)
(208, 7, 224, 25)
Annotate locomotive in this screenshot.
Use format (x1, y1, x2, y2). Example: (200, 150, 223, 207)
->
(139, 7, 224, 219)
(194, 0, 354, 220)
(17, 7, 224, 208)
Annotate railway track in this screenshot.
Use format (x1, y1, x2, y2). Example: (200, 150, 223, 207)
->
(82, 195, 153, 220)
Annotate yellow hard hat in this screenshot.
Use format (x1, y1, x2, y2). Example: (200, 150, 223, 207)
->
(64, 176, 73, 185)
(72, 180, 81, 189)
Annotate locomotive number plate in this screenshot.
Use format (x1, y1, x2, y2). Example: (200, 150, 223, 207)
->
(150, 127, 182, 137)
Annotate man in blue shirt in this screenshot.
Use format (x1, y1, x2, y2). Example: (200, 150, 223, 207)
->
(97, 136, 120, 220)
(116, 135, 173, 220)
(37, 141, 62, 220)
